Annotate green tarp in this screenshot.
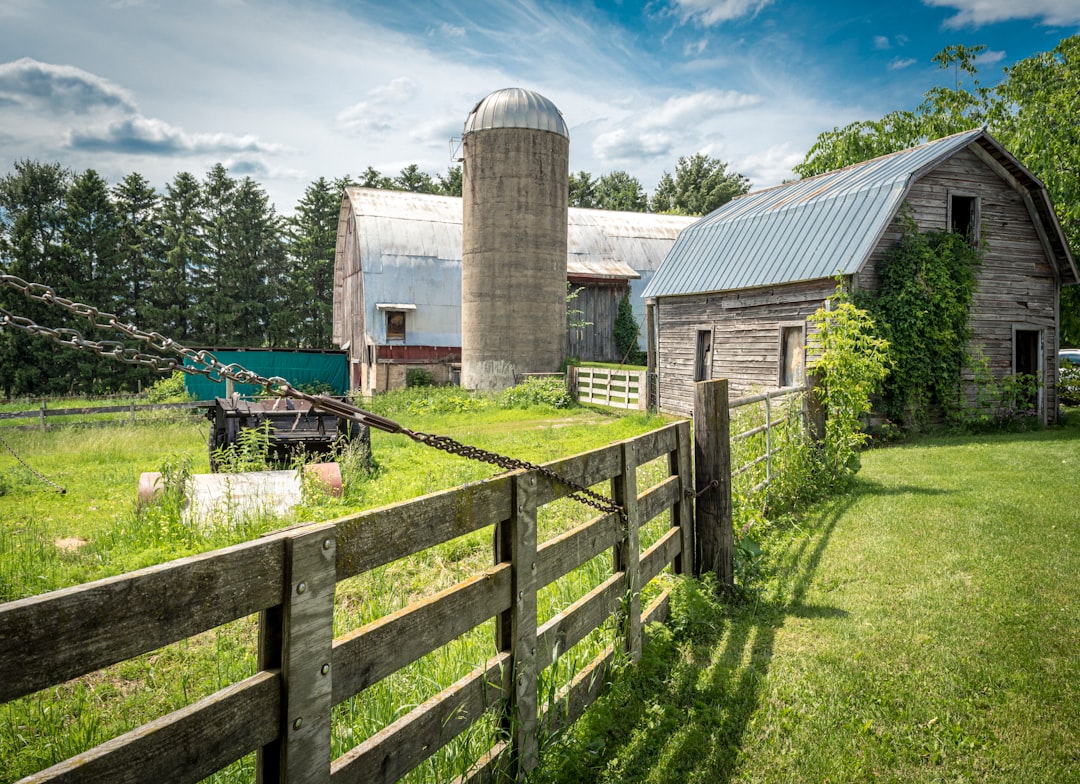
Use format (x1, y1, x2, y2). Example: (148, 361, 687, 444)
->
(183, 349, 347, 399)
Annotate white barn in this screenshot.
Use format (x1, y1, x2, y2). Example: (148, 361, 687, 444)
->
(333, 187, 693, 394)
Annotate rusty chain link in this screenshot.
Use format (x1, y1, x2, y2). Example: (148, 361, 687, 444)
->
(0, 430, 66, 494)
(0, 274, 625, 520)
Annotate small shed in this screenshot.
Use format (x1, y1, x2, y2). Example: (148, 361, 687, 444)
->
(333, 188, 693, 394)
(642, 129, 1079, 423)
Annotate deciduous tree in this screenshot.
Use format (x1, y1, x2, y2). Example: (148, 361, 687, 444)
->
(649, 153, 749, 216)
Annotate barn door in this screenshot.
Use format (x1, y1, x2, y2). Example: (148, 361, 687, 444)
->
(694, 329, 712, 382)
(1013, 328, 1044, 421)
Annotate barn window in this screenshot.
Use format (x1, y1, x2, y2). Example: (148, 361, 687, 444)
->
(376, 303, 416, 342)
(694, 329, 712, 382)
(386, 311, 406, 341)
(949, 193, 979, 244)
(779, 323, 805, 387)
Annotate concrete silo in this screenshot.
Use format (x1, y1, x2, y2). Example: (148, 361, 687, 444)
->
(460, 87, 569, 391)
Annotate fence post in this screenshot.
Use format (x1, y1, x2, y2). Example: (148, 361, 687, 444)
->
(612, 440, 642, 661)
(494, 471, 539, 780)
(129, 400, 136, 425)
(645, 299, 657, 410)
(39, 399, 46, 430)
(257, 522, 336, 784)
(765, 393, 772, 487)
(669, 420, 695, 575)
(693, 379, 734, 592)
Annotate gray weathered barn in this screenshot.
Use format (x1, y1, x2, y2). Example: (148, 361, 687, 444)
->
(333, 187, 694, 394)
(642, 128, 1079, 423)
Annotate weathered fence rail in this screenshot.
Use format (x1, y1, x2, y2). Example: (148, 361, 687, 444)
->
(0, 399, 209, 428)
(0, 420, 694, 783)
(729, 385, 804, 497)
(570, 367, 647, 410)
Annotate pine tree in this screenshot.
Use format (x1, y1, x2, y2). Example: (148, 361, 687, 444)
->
(0, 160, 72, 396)
(284, 176, 342, 347)
(62, 169, 126, 392)
(151, 171, 204, 343)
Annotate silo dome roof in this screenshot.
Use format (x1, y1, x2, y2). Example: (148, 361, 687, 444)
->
(463, 87, 569, 138)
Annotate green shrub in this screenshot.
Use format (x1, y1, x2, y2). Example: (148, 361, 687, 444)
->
(498, 377, 574, 410)
(360, 385, 491, 418)
(1060, 367, 1080, 407)
(145, 371, 191, 403)
(405, 368, 437, 388)
(613, 292, 640, 363)
(808, 285, 891, 486)
(860, 219, 980, 429)
(295, 378, 337, 395)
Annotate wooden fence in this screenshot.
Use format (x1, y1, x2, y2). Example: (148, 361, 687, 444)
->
(0, 420, 694, 783)
(569, 367, 647, 410)
(729, 385, 805, 497)
(0, 399, 208, 429)
(691, 380, 812, 589)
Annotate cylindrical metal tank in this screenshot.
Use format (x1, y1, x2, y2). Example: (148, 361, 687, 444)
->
(461, 87, 569, 391)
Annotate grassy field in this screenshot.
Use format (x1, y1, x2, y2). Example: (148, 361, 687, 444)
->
(534, 415, 1080, 783)
(0, 396, 675, 782)
(3, 398, 1078, 783)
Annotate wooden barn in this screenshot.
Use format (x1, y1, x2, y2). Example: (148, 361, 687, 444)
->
(333, 187, 693, 394)
(642, 129, 1079, 422)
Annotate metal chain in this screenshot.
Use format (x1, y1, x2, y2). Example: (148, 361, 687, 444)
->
(0, 274, 625, 519)
(0, 430, 66, 494)
(408, 433, 624, 519)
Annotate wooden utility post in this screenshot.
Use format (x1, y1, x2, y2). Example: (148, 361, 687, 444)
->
(693, 379, 733, 592)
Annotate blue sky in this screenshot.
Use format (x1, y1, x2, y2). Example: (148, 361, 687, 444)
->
(0, 0, 1077, 212)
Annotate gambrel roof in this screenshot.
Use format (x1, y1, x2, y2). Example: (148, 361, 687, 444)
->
(332, 187, 695, 347)
(643, 129, 1078, 298)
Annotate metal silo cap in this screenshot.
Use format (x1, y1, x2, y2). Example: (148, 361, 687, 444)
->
(463, 87, 569, 138)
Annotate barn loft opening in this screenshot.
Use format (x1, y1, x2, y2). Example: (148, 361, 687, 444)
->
(950, 193, 978, 244)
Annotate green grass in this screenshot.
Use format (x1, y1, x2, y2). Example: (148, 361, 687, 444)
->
(533, 416, 1080, 783)
(576, 361, 646, 371)
(0, 396, 675, 783)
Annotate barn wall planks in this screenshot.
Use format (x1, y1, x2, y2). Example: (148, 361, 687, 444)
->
(854, 146, 1062, 415)
(655, 279, 833, 417)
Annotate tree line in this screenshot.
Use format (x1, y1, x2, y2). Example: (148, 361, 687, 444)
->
(0, 154, 749, 397)
(0, 163, 348, 397)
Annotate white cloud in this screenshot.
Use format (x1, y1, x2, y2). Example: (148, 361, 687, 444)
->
(684, 37, 710, 56)
(735, 141, 805, 187)
(68, 116, 288, 155)
(431, 22, 466, 38)
(594, 129, 674, 162)
(923, 0, 1080, 28)
(978, 48, 1006, 64)
(0, 58, 135, 113)
(669, 0, 775, 27)
(889, 57, 917, 70)
(874, 35, 891, 49)
(642, 89, 765, 129)
(336, 77, 420, 135)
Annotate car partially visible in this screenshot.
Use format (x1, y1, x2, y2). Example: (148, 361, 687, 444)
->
(1060, 349, 1080, 406)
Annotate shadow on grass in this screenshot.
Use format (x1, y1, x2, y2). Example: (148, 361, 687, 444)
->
(533, 484, 867, 784)
(852, 477, 952, 497)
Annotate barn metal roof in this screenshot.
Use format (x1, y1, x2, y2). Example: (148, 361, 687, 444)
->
(642, 128, 1078, 298)
(463, 87, 569, 138)
(336, 188, 693, 280)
